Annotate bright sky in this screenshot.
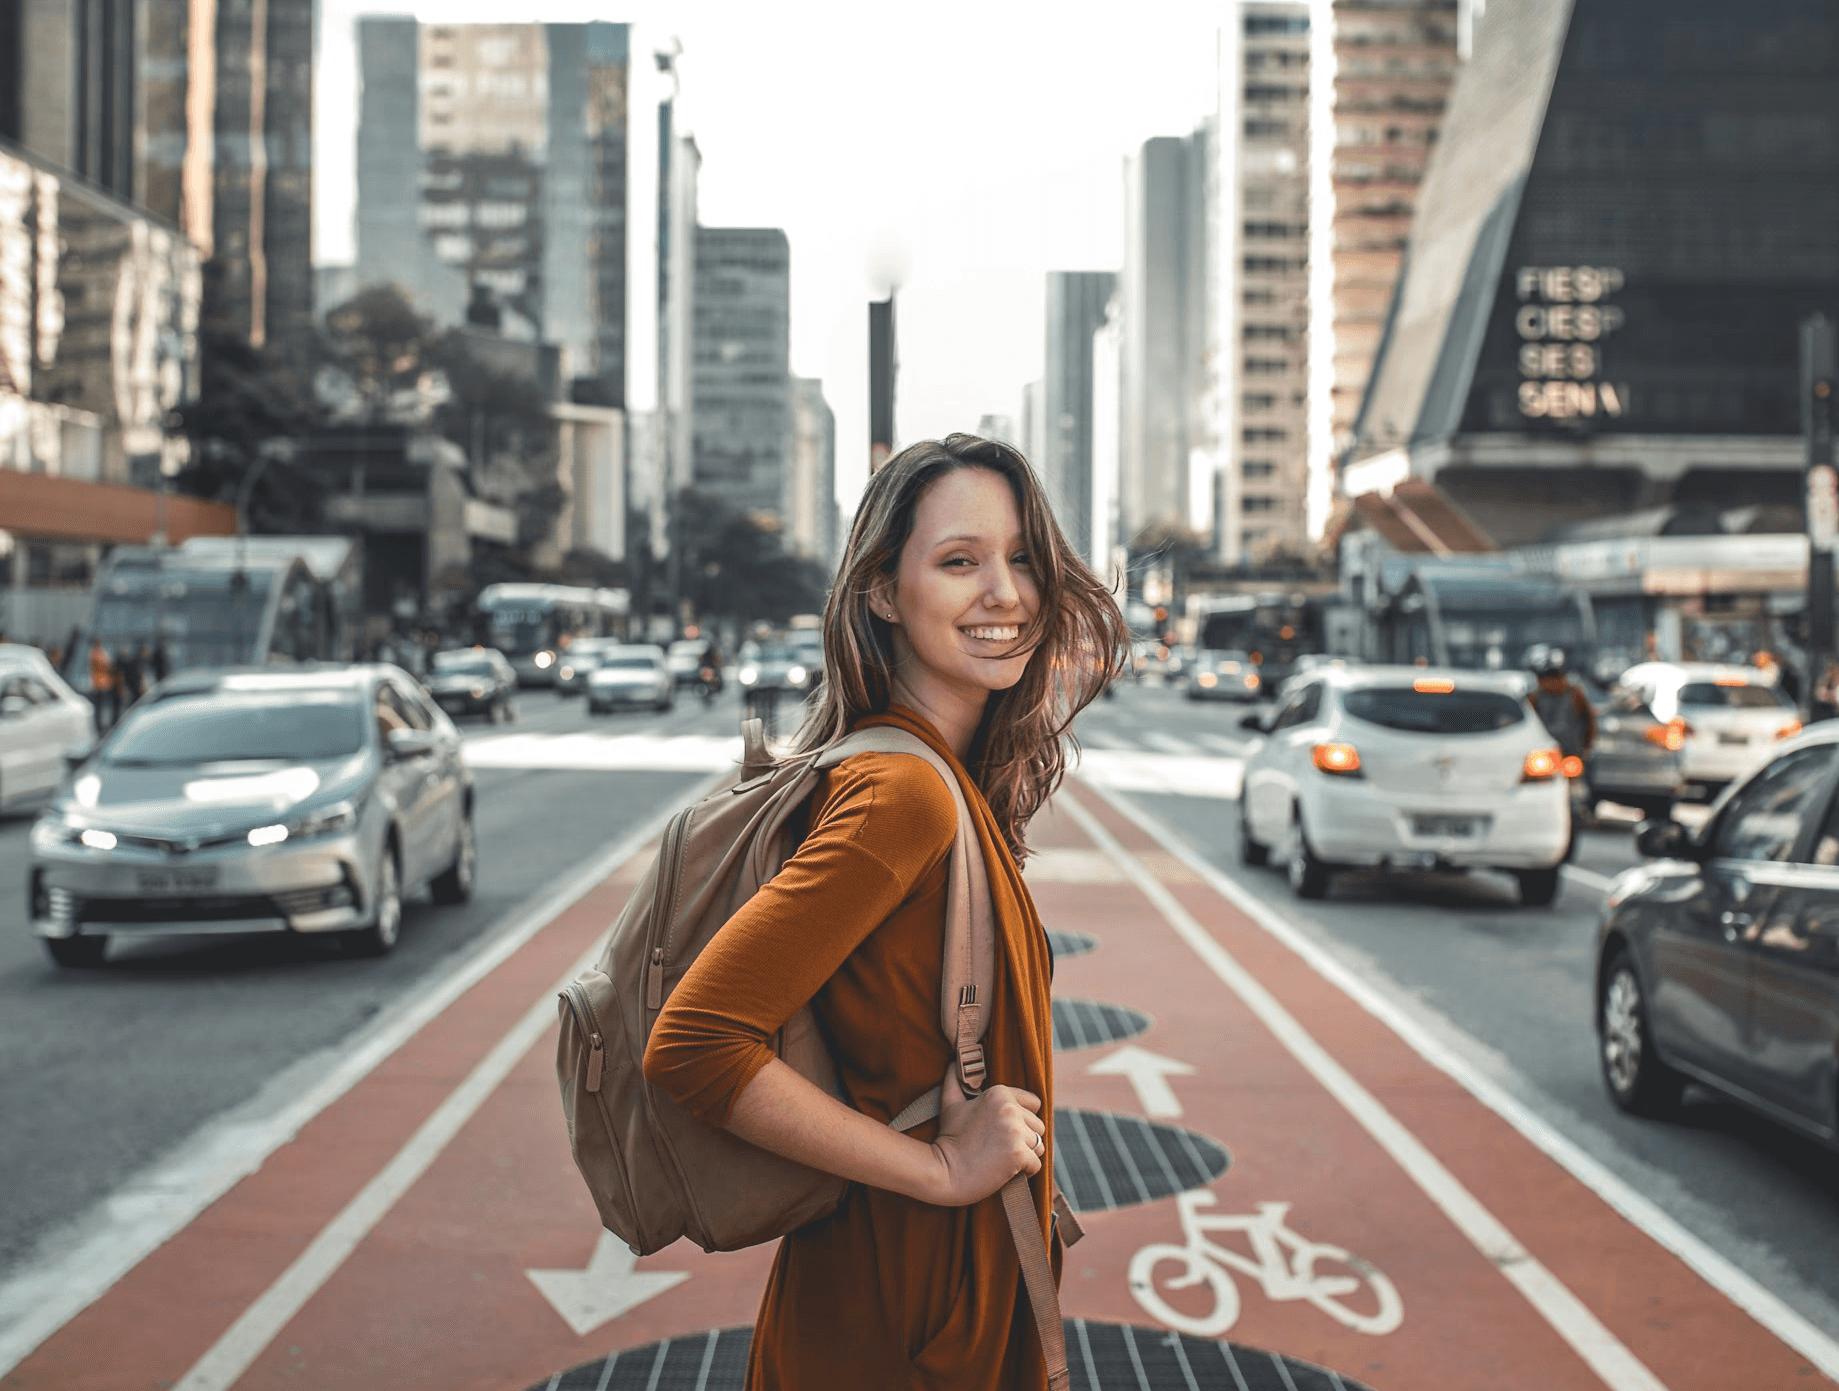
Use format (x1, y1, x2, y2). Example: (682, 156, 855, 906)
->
(315, 0, 1230, 512)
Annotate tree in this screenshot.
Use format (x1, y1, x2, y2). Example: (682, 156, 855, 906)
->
(677, 489, 828, 627)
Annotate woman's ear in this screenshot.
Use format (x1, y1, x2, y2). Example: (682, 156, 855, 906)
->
(867, 578, 899, 626)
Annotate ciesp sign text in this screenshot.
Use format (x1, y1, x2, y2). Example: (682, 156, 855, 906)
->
(1514, 265, 1628, 420)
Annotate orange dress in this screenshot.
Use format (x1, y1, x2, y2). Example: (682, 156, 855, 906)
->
(643, 708, 1059, 1389)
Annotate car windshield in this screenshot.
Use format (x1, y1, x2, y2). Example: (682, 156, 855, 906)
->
(1342, 687, 1526, 735)
(432, 653, 494, 676)
(105, 693, 368, 763)
(757, 647, 799, 663)
(602, 656, 658, 671)
(1678, 681, 1790, 710)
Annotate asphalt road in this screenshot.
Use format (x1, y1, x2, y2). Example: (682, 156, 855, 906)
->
(1081, 679, 1839, 1343)
(1, 673, 1835, 1353)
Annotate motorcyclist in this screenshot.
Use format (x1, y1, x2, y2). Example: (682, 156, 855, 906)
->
(1526, 646, 1597, 837)
(694, 638, 724, 700)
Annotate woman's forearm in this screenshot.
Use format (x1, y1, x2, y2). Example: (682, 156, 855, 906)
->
(725, 1057, 947, 1204)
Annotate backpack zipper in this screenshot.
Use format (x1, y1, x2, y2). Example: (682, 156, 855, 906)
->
(647, 806, 695, 1011)
(562, 981, 607, 1092)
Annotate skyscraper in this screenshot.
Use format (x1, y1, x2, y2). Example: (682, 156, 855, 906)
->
(353, 20, 630, 398)
(1329, 1, 1461, 458)
(1219, 3, 1312, 562)
(1118, 129, 1210, 550)
(790, 378, 837, 565)
(691, 227, 791, 526)
(1043, 271, 1116, 565)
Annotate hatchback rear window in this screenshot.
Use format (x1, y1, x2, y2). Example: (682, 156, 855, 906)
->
(1342, 687, 1526, 735)
(1678, 682, 1790, 710)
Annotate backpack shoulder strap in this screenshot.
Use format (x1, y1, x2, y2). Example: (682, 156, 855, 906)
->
(816, 727, 994, 1103)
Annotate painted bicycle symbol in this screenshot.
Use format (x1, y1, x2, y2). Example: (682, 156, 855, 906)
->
(1128, 1190, 1404, 1337)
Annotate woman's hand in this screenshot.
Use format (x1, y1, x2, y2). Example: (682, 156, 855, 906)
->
(926, 1084, 1046, 1206)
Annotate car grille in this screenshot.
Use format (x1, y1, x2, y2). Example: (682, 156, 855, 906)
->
(69, 883, 354, 926)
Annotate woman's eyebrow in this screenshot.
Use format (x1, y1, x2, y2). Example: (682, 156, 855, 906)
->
(929, 532, 1024, 548)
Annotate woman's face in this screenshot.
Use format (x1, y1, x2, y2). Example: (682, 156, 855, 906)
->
(884, 467, 1041, 699)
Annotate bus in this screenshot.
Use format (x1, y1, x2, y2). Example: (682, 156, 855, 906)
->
(1193, 592, 1328, 690)
(1374, 567, 1596, 672)
(72, 537, 356, 693)
(473, 583, 628, 686)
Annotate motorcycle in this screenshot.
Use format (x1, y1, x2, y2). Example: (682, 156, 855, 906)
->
(696, 664, 724, 703)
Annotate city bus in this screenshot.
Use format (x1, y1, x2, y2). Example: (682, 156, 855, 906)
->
(72, 537, 356, 693)
(1373, 567, 1597, 673)
(473, 583, 628, 685)
(1193, 593, 1329, 690)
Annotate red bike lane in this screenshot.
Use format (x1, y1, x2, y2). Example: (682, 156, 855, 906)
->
(3, 780, 1830, 1391)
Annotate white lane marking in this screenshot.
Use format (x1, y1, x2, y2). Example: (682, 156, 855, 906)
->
(464, 732, 743, 772)
(173, 940, 604, 1391)
(1060, 795, 1670, 1391)
(527, 1231, 690, 1338)
(1564, 865, 1616, 892)
(1073, 750, 1243, 800)
(1088, 1044, 1195, 1119)
(1197, 733, 1247, 757)
(1079, 730, 1134, 751)
(1141, 732, 1202, 756)
(1083, 782, 1839, 1384)
(0, 771, 728, 1380)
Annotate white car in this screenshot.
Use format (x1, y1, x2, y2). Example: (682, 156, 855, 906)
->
(586, 646, 674, 714)
(0, 644, 94, 813)
(1615, 661, 1800, 794)
(1238, 665, 1571, 906)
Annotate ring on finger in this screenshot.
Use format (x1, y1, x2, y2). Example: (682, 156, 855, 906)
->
(1033, 1133, 1045, 1156)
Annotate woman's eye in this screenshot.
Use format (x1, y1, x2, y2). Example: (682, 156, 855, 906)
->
(1013, 553, 1032, 566)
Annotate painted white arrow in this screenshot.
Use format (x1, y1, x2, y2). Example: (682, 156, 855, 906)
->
(1088, 1044, 1196, 1119)
(527, 1231, 691, 1337)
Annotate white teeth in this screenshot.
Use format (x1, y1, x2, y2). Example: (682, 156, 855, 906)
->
(964, 626, 1019, 641)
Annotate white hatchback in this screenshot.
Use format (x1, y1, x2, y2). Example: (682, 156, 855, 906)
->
(1238, 666, 1571, 905)
(1615, 661, 1800, 793)
(0, 644, 95, 813)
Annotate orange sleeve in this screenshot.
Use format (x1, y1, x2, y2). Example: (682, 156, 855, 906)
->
(642, 752, 959, 1127)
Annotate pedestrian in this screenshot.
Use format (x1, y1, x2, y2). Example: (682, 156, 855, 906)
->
(149, 638, 169, 685)
(1813, 662, 1839, 723)
(643, 434, 1126, 1389)
(116, 644, 143, 707)
(88, 640, 117, 732)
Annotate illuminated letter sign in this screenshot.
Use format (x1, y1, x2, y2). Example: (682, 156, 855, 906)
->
(1514, 266, 1629, 421)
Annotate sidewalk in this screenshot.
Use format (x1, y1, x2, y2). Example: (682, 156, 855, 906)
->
(4, 780, 1832, 1391)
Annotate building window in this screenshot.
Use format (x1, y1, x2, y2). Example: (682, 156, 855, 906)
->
(1244, 119, 1291, 139)
(1242, 393, 1278, 411)
(1244, 358, 1291, 375)
(1244, 221, 1305, 239)
(1243, 325, 1293, 342)
(1245, 15, 1309, 34)
(1243, 256, 1305, 273)
(1243, 496, 1279, 512)
(1243, 461, 1277, 479)
(1242, 428, 1287, 443)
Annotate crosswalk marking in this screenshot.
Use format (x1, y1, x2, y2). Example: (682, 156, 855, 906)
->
(1080, 730, 1133, 751)
(1197, 732, 1245, 756)
(1140, 731, 1202, 756)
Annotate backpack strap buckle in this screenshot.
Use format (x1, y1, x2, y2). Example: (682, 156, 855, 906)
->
(957, 1042, 987, 1093)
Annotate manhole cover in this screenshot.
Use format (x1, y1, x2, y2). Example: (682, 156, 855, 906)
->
(1053, 1108, 1229, 1212)
(1047, 929, 1099, 959)
(527, 1322, 1372, 1390)
(1054, 998, 1151, 1050)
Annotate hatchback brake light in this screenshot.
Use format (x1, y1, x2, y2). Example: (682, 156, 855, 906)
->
(1644, 718, 1690, 751)
(1522, 747, 1562, 781)
(1312, 742, 1362, 776)
(1776, 720, 1803, 740)
(1559, 755, 1584, 779)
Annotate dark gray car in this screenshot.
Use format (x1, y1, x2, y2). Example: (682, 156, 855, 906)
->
(29, 666, 475, 966)
(1595, 724, 1839, 1147)
(426, 647, 518, 722)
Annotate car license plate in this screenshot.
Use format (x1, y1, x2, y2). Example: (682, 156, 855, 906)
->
(137, 867, 220, 894)
(1412, 814, 1482, 838)
(1717, 733, 1749, 745)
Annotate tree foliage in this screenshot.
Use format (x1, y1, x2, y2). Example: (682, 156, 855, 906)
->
(676, 488, 829, 626)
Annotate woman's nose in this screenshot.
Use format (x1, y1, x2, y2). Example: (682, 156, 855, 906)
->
(985, 561, 1022, 609)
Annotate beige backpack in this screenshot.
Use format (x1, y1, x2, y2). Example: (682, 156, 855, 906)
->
(556, 719, 1073, 1388)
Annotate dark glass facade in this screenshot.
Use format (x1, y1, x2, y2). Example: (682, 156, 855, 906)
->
(1458, 0, 1839, 439)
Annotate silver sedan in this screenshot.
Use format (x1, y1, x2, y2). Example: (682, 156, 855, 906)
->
(29, 665, 475, 967)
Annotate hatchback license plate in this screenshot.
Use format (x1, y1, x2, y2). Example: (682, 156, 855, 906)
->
(1717, 733, 1750, 745)
(1412, 814, 1481, 838)
(138, 867, 220, 894)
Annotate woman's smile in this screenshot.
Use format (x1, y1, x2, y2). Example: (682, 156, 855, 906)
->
(961, 623, 1021, 644)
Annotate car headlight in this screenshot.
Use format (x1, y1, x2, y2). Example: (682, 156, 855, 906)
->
(32, 816, 81, 851)
(739, 666, 758, 686)
(286, 800, 359, 842)
(787, 665, 808, 686)
(559, 666, 574, 681)
(534, 650, 555, 669)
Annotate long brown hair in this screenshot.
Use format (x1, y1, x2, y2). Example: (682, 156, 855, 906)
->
(793, 433, 1127, 861)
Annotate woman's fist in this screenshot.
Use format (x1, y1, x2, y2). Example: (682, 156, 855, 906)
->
(927, 1084, 1047, 1206)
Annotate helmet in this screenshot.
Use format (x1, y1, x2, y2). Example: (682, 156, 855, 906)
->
(1525, 644, 1568, 678)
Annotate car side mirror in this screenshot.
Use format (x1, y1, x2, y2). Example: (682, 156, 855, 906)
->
(1239, 712, 1266, 734)
(385, 727, 438, 761)
(1634, 818, 1696, 861)
(63, 741, 95, 769)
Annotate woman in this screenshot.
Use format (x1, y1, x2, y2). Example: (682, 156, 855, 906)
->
(644, 434, 1125, 1389)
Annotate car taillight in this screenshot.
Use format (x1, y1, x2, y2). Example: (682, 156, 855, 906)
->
(1523, 747, 1562, 781)
(1644, 718, 1690, 752)
(1312, 742, 1362, 776)
(1559, 754, 1584, 779)
(1776, 720, 1803, 740)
